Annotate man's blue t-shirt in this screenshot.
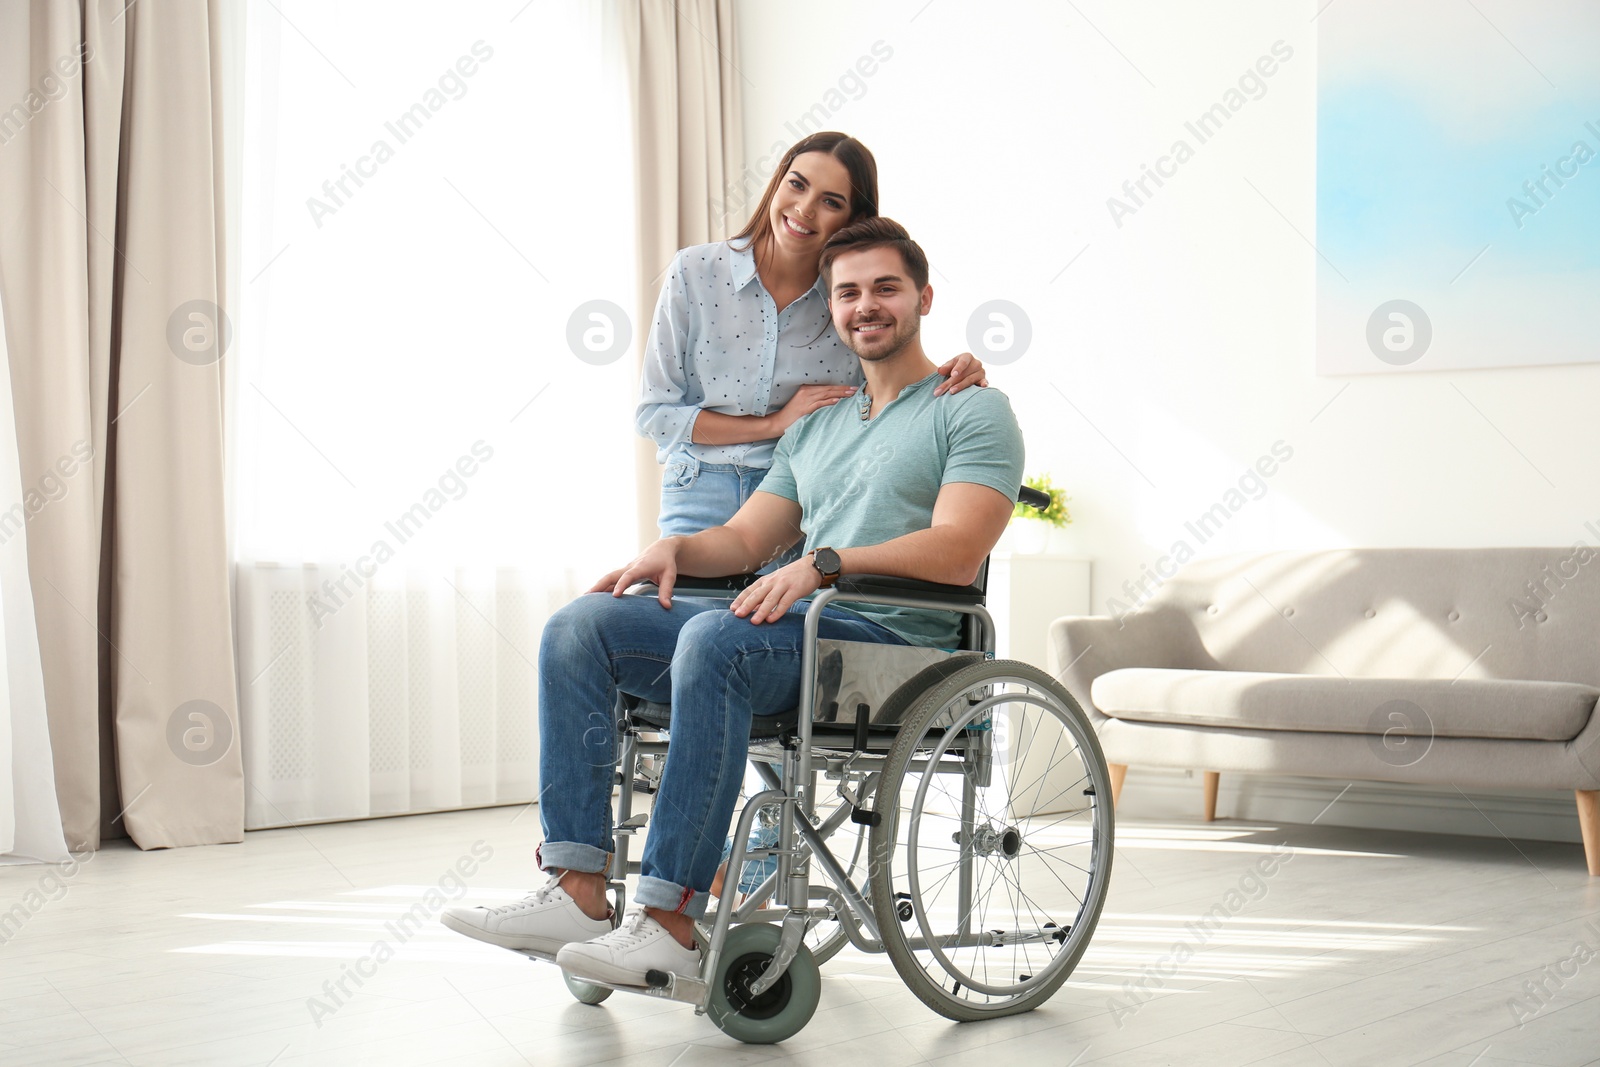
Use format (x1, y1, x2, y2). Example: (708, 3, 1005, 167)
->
(758, 370, 1025, 648)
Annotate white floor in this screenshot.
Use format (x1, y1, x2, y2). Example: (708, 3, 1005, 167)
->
(3, 806, 1598, 1067)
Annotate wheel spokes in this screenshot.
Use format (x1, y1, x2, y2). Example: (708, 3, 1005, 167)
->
(882, 679, 1107, 1005)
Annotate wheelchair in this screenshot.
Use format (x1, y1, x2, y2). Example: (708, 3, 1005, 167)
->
(522, 487, 1116, 1044)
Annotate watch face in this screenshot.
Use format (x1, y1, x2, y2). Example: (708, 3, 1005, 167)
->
(815, 547, 841, 575)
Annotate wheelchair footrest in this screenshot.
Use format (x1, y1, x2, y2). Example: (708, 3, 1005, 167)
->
(583, 970, 708, 1005)
(614, 814, 649, 836)
(518, 949, 710, 1005)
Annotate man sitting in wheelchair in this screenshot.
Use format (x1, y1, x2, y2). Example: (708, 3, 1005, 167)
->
(444, 217, 1024, 989)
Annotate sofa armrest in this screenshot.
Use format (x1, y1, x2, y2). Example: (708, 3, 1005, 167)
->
(1048, 609, 1208, 726)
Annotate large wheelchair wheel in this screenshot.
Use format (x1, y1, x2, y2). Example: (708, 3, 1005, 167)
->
(705, 923, 821, 1044)
(867, 660, 1113, 1021)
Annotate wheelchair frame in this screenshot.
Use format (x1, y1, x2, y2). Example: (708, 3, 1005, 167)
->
(620, 586, 1000, 995)
(525, 554, 1114, 1041)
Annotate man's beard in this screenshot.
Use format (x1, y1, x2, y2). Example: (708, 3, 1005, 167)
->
(844, 316, 918, 362)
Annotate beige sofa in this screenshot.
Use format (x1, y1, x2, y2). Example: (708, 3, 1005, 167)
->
(1048, 548, 1600, 875)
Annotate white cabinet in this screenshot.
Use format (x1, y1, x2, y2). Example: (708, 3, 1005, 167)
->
(985, 554, 1092, 668)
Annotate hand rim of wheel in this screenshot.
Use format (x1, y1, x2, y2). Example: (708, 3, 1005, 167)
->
(903, 678, 1102, 999)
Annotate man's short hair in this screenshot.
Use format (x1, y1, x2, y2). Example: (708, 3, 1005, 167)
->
(818, 216, 930, 293)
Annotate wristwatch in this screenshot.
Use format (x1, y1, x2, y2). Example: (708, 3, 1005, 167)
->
(810, 546, 842, 588)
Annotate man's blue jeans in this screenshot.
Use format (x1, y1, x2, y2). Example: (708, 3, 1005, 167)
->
(536, 591, 908, 919)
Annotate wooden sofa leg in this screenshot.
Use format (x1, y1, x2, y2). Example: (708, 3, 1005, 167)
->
(1578, 790, 1600, 877)
(1108, 764, 1127, 808)
(1203, 772, 1220, 822)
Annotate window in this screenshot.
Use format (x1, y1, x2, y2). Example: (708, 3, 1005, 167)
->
(233, 1, 636, 825)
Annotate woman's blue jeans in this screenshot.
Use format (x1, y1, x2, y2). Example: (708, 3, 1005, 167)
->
(658, 458, 802, 571)
(536, 592, 907, 919)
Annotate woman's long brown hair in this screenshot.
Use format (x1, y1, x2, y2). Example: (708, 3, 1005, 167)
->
(728, 132, 879, 266)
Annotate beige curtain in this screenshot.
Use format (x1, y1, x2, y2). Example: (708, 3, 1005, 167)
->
(0, 0, 241, 850)
(615, 0, 745, 549)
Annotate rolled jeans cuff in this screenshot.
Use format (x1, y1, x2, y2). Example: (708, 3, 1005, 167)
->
(537, 841, 610, 876)
(635, 874, 710, 920)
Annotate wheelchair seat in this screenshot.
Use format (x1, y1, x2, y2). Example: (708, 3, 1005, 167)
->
(618, 567, 996, 736)
(622, 696, 799, 741)
(621, 630, 987, 746)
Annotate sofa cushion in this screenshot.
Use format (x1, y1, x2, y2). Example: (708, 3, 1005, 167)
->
(1089, 669, 1599, 742)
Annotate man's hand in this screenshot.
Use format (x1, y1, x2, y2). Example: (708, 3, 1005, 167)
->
(587, 566, 628, 594)
(586, 537, 684, 608)
(729, 556, 822, 624)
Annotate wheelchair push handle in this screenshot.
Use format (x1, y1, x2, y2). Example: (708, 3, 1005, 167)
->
(1016, 485, 1050, 511)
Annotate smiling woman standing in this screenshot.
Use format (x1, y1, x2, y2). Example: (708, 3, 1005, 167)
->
(618, 133, 986, 902)
(633, 132, 986, 568)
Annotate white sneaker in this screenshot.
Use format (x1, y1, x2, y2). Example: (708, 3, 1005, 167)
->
(556, 908, 701, 987)
(440, 873, 613, 953)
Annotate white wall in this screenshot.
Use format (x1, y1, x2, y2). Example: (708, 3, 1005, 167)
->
(734, 0, 1600, 847)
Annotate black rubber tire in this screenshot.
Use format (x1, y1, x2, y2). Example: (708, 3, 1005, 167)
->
(705, 923, 822, 1044)
(866, 659, 1114, 1022)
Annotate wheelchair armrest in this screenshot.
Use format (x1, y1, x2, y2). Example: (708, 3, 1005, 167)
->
(631, 574, 759, 598)
(633, 573, 984, 605)
(677, 574, 760, 595)
(835, 574, 985, 606)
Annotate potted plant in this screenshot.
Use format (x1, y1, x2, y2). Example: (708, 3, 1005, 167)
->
(1006, 473, 1072, 553)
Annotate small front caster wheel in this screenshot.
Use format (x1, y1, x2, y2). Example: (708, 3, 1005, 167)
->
(705, 923, 821, 1044)
(562, 970, 613, 1005)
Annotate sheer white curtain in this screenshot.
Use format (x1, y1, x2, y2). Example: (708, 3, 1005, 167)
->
(234, 1, 637, 828)
(0, 294, 69, 865)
